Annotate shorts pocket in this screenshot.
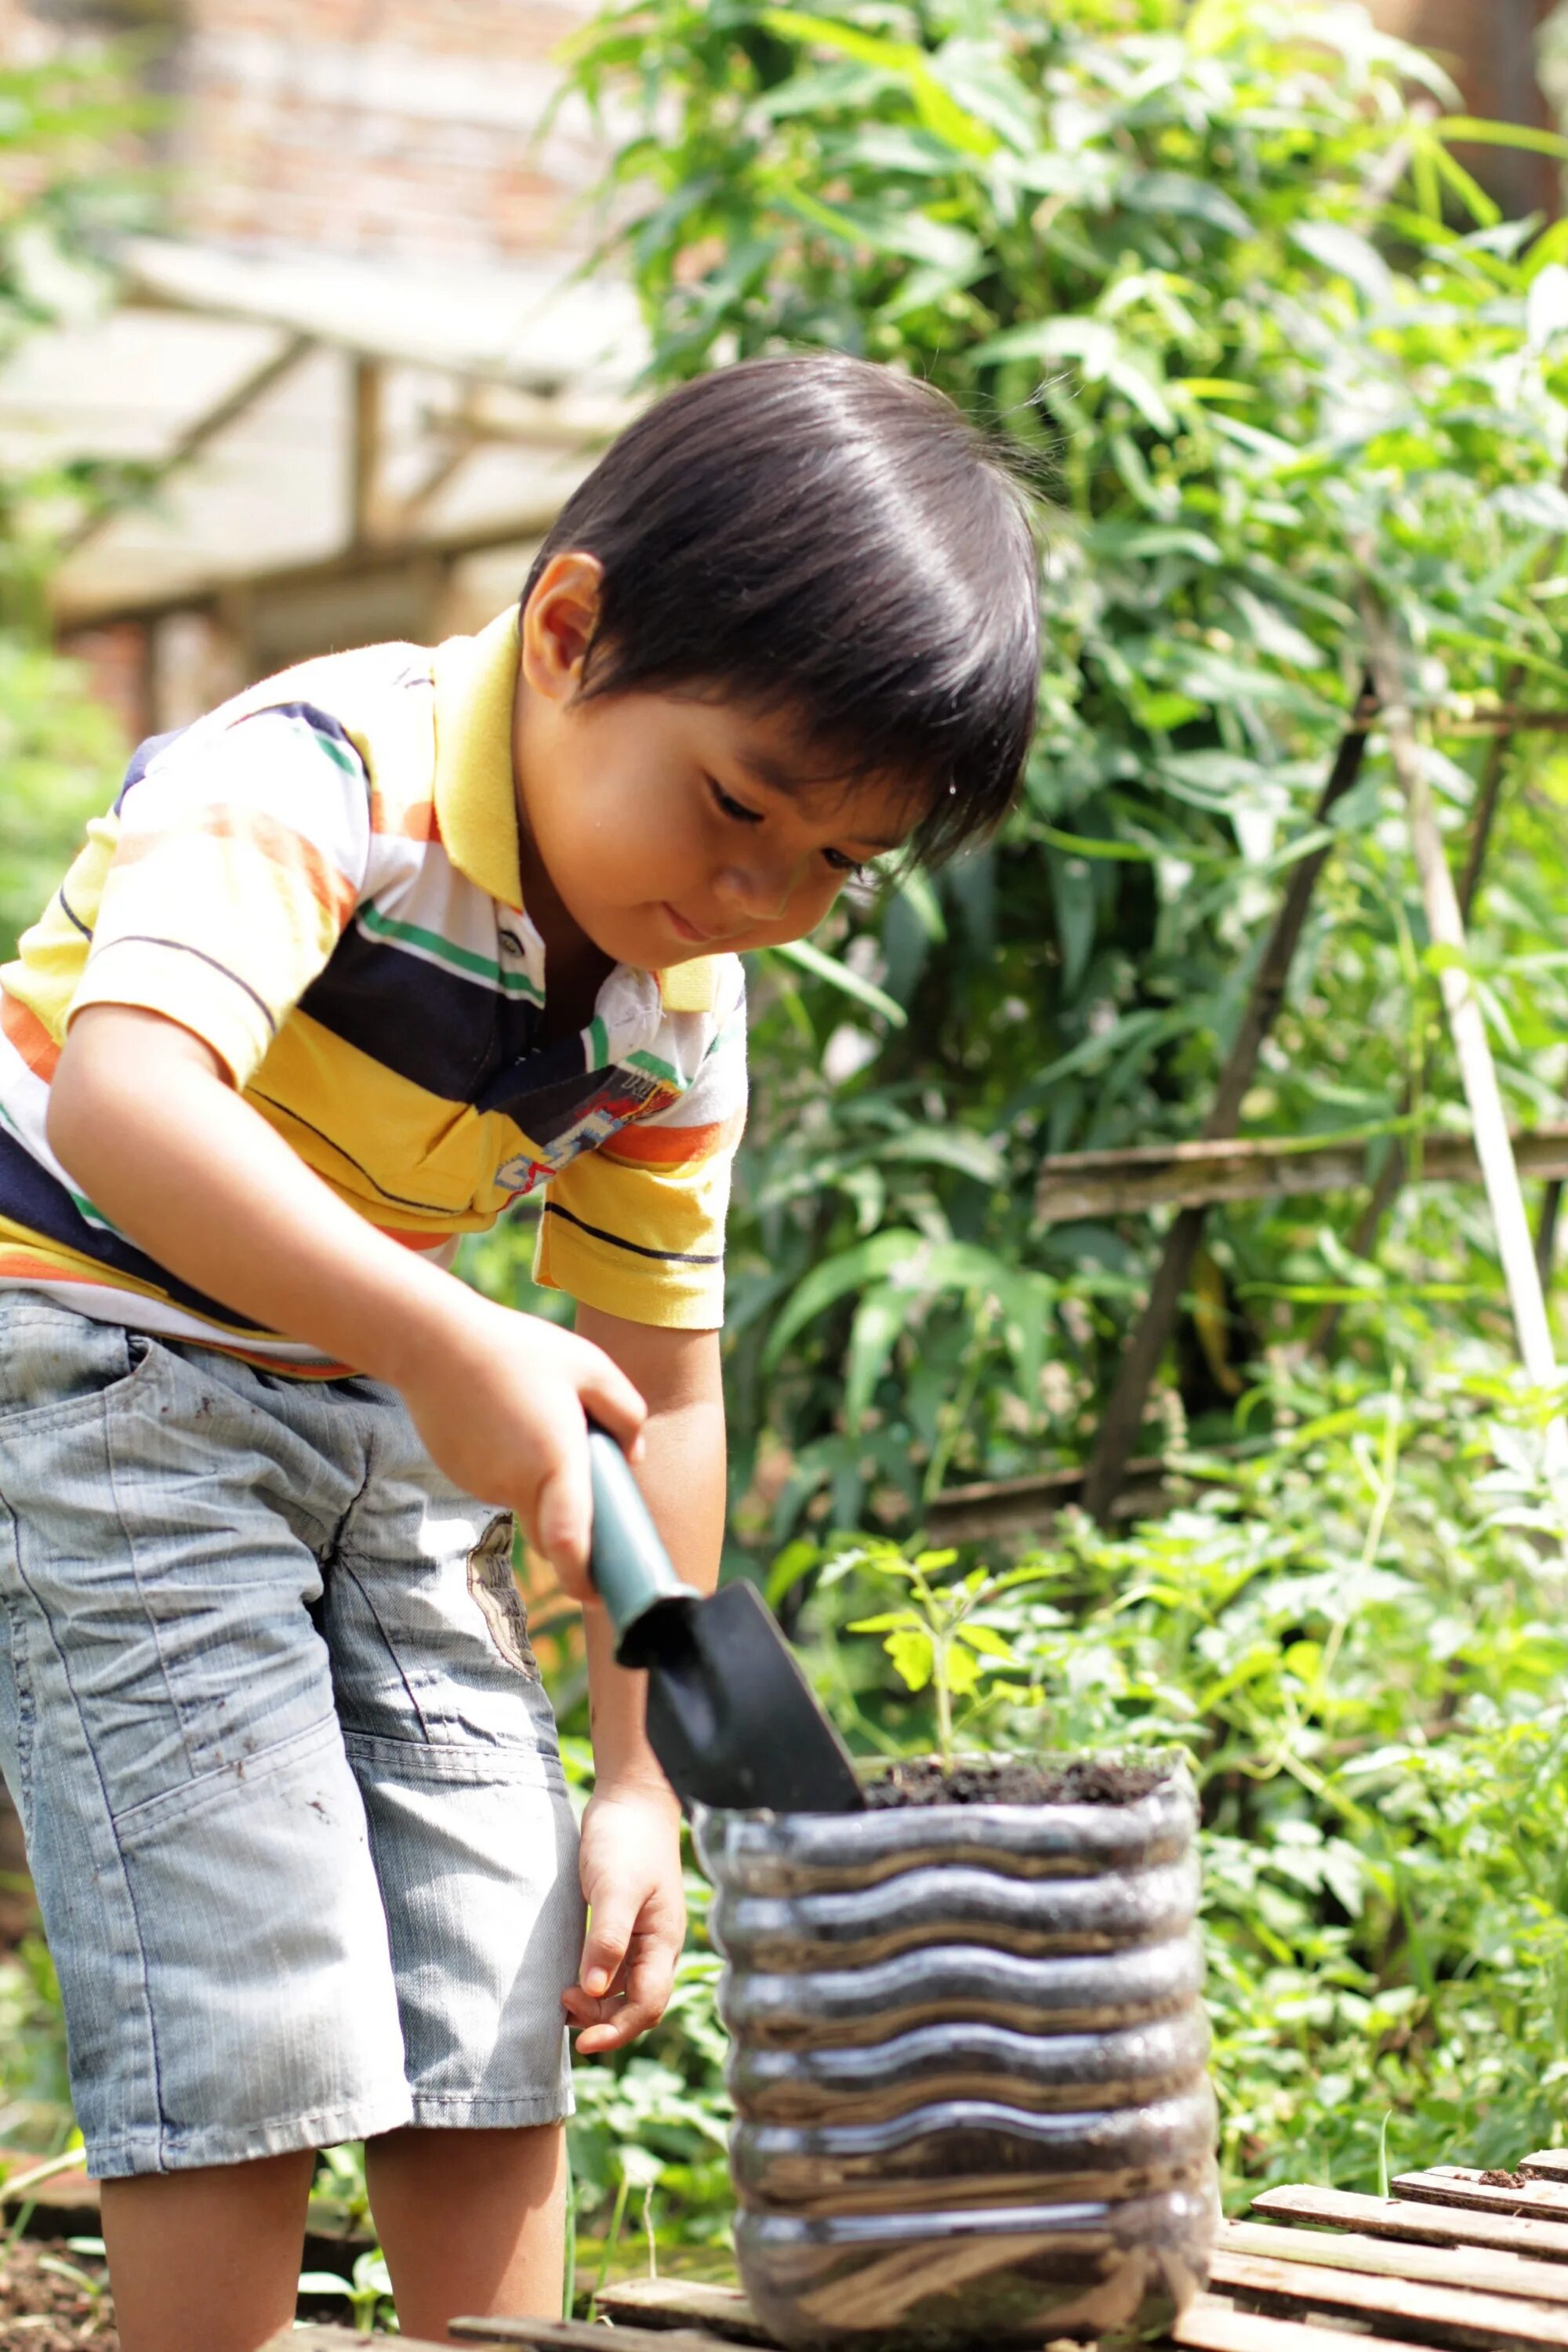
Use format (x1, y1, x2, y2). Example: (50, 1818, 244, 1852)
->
(0, 1297, 155, 1430)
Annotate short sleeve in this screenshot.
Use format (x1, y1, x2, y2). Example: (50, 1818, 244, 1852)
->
(67, 707, 372, 1089)
(534, 965, 749, 1330)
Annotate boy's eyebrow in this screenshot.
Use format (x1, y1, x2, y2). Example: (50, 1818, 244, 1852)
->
(735, 746, 910, 850)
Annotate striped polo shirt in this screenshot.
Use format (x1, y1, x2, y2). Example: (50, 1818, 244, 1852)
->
(0, 607, 747, 1369)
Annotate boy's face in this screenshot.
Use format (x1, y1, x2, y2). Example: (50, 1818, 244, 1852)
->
(513, 555, 916, 971)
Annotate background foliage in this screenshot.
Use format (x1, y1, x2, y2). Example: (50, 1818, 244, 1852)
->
(557, 0, 1568, 1535)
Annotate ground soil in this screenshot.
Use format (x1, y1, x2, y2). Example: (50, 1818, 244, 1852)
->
(0, 2239, 118, 2348)
(865, 1755, 1171, 1808)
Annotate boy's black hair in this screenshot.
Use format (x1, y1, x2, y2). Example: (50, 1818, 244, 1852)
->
(520, 355, 1040, 865)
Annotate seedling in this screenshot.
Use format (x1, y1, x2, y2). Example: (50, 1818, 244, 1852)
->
(298, 2246, 395, 2332)
(827, 1541, 1053, 1766)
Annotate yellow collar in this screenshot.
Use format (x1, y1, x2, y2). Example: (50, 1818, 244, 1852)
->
(432, 606, 527, 910)
(430, 608, 719, 1014)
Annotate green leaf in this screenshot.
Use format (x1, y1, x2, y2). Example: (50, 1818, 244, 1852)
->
(884, 1628, 935, 1692)
(779, 186, 982, 275)
(955, 1621, 1018, 1662)
(1290, 221, 1393, 307)
(766, 938, 908, 1026)
(1120, 172, 1252, 239)
(765, 1538, 822, 1608)
(971, 314, 1117, 372)
(764, 1235, 1021, 1370)
(860, 1128, 1004, 1183)
(757, 11, 1000, 154)
(845, 1282, 914, 1428)
(1434, 115, 1568, 162)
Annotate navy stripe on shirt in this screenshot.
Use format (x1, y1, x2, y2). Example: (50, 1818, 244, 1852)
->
(0, 1123, 264, 1329)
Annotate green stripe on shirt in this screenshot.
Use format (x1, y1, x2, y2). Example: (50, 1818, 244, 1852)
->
(356, 901, 543, 1000)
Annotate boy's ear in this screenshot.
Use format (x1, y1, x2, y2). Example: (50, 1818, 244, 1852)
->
(520, 551, 606, 702)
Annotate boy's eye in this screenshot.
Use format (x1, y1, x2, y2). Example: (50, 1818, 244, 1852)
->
(822, 848, 866, 879)
(707, 777, 762, 826)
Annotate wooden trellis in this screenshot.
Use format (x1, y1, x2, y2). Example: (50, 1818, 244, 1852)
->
(1073, 626, 1568, 1534)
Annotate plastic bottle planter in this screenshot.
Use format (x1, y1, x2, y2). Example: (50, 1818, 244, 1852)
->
(695, 1767, 1216, 2350)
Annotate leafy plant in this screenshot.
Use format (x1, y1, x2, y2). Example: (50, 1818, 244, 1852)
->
(812, 1537, 1051, 1763)
(783, 1334, 1568, 2191)
(559, 0, 1568, 1535)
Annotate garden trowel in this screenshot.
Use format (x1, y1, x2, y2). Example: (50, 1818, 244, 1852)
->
(586, 1429, 865, 1815)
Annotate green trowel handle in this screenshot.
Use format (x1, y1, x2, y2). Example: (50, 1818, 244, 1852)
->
(586, 1427, 699, 1655)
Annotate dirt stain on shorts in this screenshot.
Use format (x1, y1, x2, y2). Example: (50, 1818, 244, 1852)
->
(466, 1512, 540, 1681)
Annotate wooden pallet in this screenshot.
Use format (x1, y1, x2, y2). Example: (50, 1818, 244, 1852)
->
(270, 2152, 1568, 2352)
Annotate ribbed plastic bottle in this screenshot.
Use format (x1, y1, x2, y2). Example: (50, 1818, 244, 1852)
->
(695, 1766, 1216, 2350)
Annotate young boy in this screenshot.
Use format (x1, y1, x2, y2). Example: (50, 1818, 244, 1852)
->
(0, 354, 1039, 2350)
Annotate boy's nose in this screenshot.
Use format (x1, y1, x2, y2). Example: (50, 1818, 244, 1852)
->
(715, 855, 797, 924)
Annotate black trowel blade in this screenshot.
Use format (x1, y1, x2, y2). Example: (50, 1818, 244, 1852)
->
(642, 1582, 865, 1815)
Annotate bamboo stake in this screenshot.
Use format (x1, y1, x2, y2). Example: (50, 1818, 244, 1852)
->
(1359, 581, 1568, 1524)
(1308, 691, 1514, 1357)
(1079, 677, 1377, 1525)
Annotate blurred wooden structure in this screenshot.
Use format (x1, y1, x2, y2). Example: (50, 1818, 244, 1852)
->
(0, 237, 641, 739)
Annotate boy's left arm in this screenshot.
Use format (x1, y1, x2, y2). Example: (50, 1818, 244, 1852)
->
(561, 1307, 726, 2056)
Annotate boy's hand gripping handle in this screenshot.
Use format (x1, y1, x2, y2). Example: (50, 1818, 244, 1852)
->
(586, 1427, 700, 1664)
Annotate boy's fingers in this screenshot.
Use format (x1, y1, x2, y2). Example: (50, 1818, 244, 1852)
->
(569, 1941, 677, 2053)
(574, 1349, 647, 1461)
(532, 1445, 593, 1598)
(579, 1900, 637, 1999)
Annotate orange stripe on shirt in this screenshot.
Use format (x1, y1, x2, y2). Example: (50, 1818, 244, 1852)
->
(114, 807, 360, 930)
(369, 791, 438, 842)
(1, 989, 60, 1080)
(602, 1112, 745, 1168)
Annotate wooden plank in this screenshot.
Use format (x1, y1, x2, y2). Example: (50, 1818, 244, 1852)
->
(53, 499, 564, 631)
(1393, 2171, 1568, 2221)
(1035, 1124, 1568, 1225)
(597, 2280, 769, 2343)
(1174, 2289, 1442, 2352)
(1253, 2185, 1568, 2265)
(448, 2321, 724, 2352)
(1221, 2217, 1568, 2306)
(276, 2332, 485, 2352)
(925, 1450, 1200, 1541)
(1524, 2156, 1568, 2185)
(1210, 2245, 1568, 2347)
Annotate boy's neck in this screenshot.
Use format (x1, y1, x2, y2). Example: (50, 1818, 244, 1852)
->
(515, 805, 615, 1047)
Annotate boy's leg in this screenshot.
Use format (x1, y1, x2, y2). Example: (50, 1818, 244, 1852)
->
(366, 2121, 567, 2340)
(100, 2150, 315, 2352)
(319, 1398, 589, 2343)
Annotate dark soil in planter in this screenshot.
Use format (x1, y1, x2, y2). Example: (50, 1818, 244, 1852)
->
(865, 1756, 1170, 1809)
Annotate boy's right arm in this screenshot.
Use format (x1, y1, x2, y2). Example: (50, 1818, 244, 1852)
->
(47, 1003, 647, 1598)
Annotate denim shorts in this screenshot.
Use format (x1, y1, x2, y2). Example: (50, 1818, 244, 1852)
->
(0, 1289, 583, 2178)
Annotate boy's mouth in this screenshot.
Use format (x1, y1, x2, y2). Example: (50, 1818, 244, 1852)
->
(664, 903, 724, 945)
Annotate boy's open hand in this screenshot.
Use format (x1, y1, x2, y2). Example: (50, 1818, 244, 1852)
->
(565, 1782, 685, 2055)
(397, 1294, 646, 1605)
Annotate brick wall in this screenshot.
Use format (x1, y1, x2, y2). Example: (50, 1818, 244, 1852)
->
(164, 0, 602, 263)
(1, 0, 602, 265)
